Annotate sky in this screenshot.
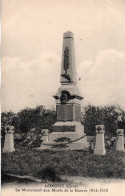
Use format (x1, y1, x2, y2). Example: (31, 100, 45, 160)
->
(1, 0, 125, 112)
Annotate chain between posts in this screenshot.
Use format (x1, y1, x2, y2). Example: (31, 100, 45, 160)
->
(41, 135, 87, 147)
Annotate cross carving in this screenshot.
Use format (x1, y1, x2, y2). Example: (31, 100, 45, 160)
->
(96, 127, 102, 132)
(6, 127, 10, 132)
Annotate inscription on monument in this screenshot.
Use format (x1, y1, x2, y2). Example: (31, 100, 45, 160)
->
(56, 104, 81, 122)
(57, 104, 73, 121)
(53, 126, 75, 132)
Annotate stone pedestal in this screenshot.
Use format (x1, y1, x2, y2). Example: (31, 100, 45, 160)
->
(3, 126, 15, 153)
(94, 125, 106, 155)
(116, 129, 124, 151)
(50, 121, 87, 149)
(39, 122, 88, 150)
(40, 129, 49, 149)
(55, 85, 82, 122)
(41, 129, 49, 142)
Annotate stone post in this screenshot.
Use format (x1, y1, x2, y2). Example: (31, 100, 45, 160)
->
(41, 129, 49, 142)
(3, 125, 15, 153)
(116, 129, 124, 151)
(94, 125, 106, 155)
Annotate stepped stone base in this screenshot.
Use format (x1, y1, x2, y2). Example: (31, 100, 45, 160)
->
(38, 121, 89, 150)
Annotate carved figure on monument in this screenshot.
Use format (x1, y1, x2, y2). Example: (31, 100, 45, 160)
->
(60, 91, 70, 104)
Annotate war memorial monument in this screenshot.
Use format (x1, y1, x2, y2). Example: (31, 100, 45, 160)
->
(40, 31, 88, 150)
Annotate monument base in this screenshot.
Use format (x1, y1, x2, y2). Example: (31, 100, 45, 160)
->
(94, 148, 106, 155)
(116, 129, 125, 152)
(3, 147, 15, 153)
(3, 130, 15, 153)
(38, 121, 88, 150)
(116, 148, 125, 152)
(94, 126, 106, 156)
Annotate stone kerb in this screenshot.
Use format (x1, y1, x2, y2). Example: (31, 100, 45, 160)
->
(3, 125, 15, 153)
(116, 129, 124, 151)
(94, 125, 106, 155)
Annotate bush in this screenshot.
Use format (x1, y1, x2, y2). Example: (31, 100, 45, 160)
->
(82, 105, 125, 136)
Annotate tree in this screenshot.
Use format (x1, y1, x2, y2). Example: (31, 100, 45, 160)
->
(82, 105, 124, 136)
(14, 105, 56, 134)
(82, 105, 99, 136)
(1, 104, 125, 137)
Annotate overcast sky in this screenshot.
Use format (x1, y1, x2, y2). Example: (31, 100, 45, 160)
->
(2, 0, 125, 112)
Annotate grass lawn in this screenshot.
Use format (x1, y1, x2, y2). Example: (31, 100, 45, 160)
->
(1, 143, 125, 181)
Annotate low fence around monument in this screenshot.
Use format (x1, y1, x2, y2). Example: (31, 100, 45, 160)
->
(40, 135, 88, 149)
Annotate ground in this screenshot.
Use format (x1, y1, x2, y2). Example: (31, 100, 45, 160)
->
(1, 142, 125, 183)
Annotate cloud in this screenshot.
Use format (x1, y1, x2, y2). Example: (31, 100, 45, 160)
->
(2, 52, 60, 112)
(2, 49, 125, 112)
(2, 0, 125, 63)
(1, 1, 125, 112)
(78, 49, 125, 108)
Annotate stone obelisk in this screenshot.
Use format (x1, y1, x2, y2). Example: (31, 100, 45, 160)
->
(40, 31, 88, 149)
(53, 31, 83, 123)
